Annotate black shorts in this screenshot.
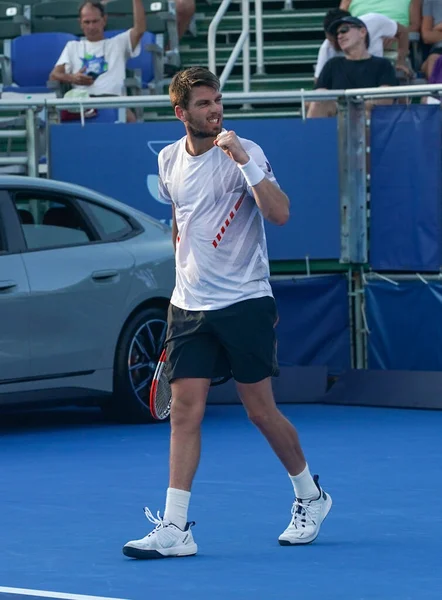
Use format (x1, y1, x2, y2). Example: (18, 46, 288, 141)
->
(165, 296, 280, 384)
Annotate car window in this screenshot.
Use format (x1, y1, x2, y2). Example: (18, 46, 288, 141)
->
(13, 193, 94, 250)
(78, 200, 134, 241)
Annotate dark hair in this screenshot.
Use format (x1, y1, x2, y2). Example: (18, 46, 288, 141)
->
(169, 67, 220, 109)
(323, 8, 350, 33)
(79, 1, 105, 18)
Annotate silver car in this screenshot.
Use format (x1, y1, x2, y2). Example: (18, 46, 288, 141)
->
(0, 175, 175, 423)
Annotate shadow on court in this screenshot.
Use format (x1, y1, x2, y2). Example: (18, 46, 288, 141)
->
(1, 404, 442, 600)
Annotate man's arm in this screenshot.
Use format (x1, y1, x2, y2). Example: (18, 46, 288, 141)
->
(49, 63, 94, 86)
(246, 178, 290, 226)
(339, 0, 351, 9)
(395, 23, 411, 73)
(421, 15, 442, 45)
(214, 131, 290, 226)
(130, 0, 146, 51)
(409, 0, 422, 33)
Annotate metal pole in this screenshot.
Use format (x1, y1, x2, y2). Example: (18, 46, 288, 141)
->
(347, 267, 355, 370)
(353, 269, 366, 369)
(255, 0, 265, 76)
(26, 107, 37, 177)
(0, 130, 26, 138)
(208, 0, 232, 76)
(337, 97, 367, 264)
(241, 0, 250, 94)
(219, 29, 249, 90)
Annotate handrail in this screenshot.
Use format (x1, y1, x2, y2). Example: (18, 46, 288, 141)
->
(208, 0, 253, 92)
(208, 0, 231, 77)
(0, 83, 441, 111)
(255, 0, 264, 76)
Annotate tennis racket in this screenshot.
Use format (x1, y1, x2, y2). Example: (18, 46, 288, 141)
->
(149, 349, 231, 420)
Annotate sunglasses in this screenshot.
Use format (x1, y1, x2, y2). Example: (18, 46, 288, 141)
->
(336, 24, 360, 35)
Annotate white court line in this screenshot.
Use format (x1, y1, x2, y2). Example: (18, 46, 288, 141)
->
(0, 587, 130, 600)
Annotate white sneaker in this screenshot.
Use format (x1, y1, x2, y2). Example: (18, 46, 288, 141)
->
(123, 507, 198, 559)
(278, 475, 332, 545)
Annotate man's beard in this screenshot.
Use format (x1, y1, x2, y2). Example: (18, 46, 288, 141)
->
(187, 119, 222, 138)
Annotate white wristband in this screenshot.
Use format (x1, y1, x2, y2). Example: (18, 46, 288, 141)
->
(238, 157, 265, 187)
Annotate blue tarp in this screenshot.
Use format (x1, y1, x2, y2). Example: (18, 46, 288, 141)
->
(271, 275, 351, 374)
(365, 278, 442, 370)
(370, 105, 442, 272)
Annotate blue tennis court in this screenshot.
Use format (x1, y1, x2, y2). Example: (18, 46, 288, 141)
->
(2, 404, 442, 600)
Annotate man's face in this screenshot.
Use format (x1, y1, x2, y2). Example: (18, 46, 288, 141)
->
(179, 85, 223, 138)
(80, 5, 106, 42)
(336, 24, 366, 53)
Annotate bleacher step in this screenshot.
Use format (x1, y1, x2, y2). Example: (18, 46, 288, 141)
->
(223, 73, 314, 91)
(196, 10, 325, 33)
(181, 41, 321, 66)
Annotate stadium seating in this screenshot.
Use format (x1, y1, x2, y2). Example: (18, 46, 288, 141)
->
(31, 1, 83, 35)
(1, 32, 76, 95)
(0, 1, 28, 52)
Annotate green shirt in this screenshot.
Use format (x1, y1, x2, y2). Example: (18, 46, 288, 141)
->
(350, 0, 410, 26)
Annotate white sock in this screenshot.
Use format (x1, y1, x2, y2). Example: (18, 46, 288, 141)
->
(164, 487, 191, 530)
(289, 464, 319, 501)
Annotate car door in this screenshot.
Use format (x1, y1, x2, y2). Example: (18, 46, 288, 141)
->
(0, 190, 31, 382)
(11, 189, 136, 378)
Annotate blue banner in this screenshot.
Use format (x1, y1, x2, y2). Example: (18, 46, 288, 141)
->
(271, 275, 351, 374)
(365, 278, 442, 370)
(49, 118, 340, 261)
(370, 105, 442, 272)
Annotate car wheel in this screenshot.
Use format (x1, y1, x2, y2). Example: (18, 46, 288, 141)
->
(105, 306, 168, 423)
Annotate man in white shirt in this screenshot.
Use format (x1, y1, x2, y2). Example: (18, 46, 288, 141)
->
(315, 8, 410, 80)
(49, 0, 145, 122)
(122, 66, 332, 560)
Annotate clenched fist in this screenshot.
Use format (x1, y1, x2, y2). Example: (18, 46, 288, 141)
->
(214, 130, 249, 165)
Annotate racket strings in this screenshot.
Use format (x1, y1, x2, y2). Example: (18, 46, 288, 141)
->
(154, 370, 172, 418)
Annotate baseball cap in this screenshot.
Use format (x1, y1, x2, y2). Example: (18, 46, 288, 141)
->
(327, 16, 370, 46)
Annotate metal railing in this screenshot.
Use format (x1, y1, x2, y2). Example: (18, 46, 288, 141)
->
(207, 0, 265, 91)
(0, 82, 441, 188)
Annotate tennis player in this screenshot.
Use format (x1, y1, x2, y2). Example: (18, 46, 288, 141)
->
(123, 66, 332, 559)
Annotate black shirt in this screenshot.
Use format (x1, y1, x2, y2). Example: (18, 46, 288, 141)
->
(316, 56, 398, 90)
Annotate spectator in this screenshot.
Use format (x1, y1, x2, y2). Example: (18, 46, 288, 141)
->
(103, 0, 195, 41)
(49, 0, 145, 122)
(421, 0, 442, 79)
(308, 16, 398, 118)
(315, 8, 411, 81)
(339, 0, 422, 31)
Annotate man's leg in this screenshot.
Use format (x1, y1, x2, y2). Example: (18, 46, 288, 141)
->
(123, 304, 218, 560)
(236, 377, 315, 494)
(122, 377, 210, 560)
(213, 296, 332, 546)
(236, 377, 332, 545)
(163, 378, 210, 528)
(422, 53, 440, 80)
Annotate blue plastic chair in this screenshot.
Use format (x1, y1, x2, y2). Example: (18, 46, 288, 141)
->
(1, 32, 78, 94)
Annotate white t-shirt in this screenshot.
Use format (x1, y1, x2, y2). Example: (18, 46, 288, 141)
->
(158, 135, 277, 311)
(55, 30, 140, 95)
(315, 13, 398, 78)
